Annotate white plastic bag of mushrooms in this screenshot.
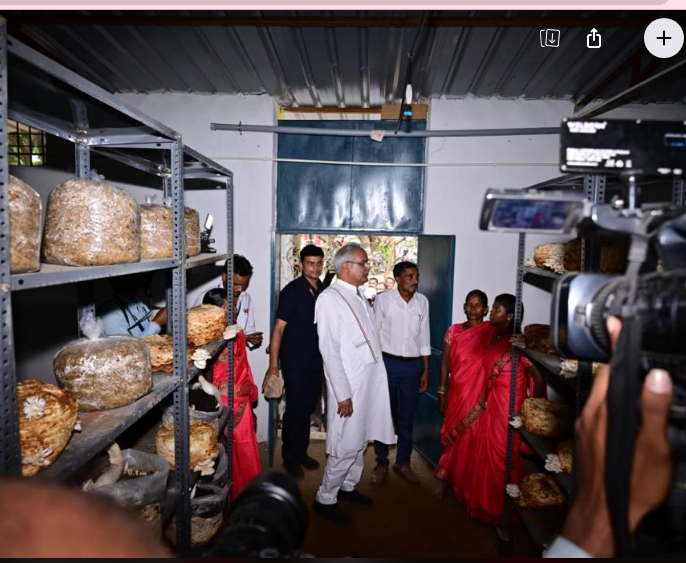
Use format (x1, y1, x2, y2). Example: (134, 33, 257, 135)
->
(187, 305, 227, 347)
(8, 175, 42, 274)
(184, 207, 201, 257)
(155, 420, 220, 476)
(42, 178, 140, 267)
(17, 380, 78, 477)
(139, 203, 201, 259)
(141, 334, 195, 373)
(54, 315, 152, 411)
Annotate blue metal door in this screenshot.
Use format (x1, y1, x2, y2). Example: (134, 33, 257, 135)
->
(413, 235, 456, 466)
(276, 120, 425, 233)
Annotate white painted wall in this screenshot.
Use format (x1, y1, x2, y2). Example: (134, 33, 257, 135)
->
(116, 93, 276, 441)
(425, 98, 572, 326)
(425, 98, 686, 327)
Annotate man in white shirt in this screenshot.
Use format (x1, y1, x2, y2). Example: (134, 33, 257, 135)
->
(195, 255, 262, 349)
(313, 243, 395, 526)
(371, 261, 430, 486)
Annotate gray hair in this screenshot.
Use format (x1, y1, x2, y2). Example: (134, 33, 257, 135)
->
(334, 243, 364, 274)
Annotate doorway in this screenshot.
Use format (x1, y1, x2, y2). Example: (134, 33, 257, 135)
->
(272, 233, 419, 443)
(279, 233, 418, 290)
(267, 232, 455, 468)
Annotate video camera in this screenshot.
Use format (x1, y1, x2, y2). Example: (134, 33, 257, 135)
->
(480, 118, 686, 382)
(194, 472, 309, 558)
(481, 117, 686, 555)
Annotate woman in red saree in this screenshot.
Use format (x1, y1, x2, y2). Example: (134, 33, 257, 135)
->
(460, 293, 545, 524)
(435, 290, 492, 500)
(204, 289, 262, 500)
(212, 331, 262, 500)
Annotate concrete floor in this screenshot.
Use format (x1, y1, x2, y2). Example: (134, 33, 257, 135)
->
(258, 439, 539, 558)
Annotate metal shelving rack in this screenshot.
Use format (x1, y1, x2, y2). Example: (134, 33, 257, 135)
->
(500, 173, 605, 553)
(502, 173, 686, 553)
(518, 266, 559, 293)
(516, 347, 577, 401)
(0, 21, 235, 553)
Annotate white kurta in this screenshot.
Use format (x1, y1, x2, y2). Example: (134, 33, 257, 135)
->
(315, 279, 395, 457)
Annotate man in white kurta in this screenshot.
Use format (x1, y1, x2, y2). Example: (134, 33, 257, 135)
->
(313, 244, 394, 525)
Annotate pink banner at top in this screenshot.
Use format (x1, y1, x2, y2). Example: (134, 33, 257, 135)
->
(1, 1, 683, 8)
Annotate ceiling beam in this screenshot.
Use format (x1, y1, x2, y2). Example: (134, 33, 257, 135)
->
(575, 57, 686, 119)
(574, 46, 645, 112)
(8, 15, 663, 29)
(280, 106, 381, 114)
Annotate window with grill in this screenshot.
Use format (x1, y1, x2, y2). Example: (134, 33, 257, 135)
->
(8, 120, 46, 166)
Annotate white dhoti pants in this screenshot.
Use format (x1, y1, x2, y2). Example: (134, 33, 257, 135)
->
(315, 447, 365, 505)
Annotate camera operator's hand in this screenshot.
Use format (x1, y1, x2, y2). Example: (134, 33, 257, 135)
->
(561, 317, 673, 558)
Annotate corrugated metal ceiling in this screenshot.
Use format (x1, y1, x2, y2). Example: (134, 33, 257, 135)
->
(6, 10, 686, 109)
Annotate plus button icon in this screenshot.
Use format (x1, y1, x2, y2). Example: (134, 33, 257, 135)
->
(644, 18, 683, 59)
(657, 30, 672, 46)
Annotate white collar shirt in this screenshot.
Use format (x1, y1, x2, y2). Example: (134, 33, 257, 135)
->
(373, 288, 431, 358)
(193, 286, 256, 335)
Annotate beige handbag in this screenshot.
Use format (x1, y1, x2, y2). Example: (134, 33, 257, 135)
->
(263, 371, 285, 400)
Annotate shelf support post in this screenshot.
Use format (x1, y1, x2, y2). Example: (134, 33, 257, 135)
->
(225, 174, 235, 495)
(578, 175, 606, 408)
(167, 139, 191, 551)
(71, 99, 97, 336)
(500, 233, 527, 542)
(0, 17, 22, 477)
(673, 178, 684, 209)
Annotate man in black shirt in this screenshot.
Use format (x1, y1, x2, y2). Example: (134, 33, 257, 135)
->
(264, 244, 325, 479)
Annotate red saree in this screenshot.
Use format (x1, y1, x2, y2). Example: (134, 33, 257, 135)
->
(435, 322, 495, 503)
(460, 334, 532, 525)
(212, 332, 262, 500)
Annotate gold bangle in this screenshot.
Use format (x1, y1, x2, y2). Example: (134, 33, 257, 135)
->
(437, 385, 447, 394)
(437, 390, 446, 395)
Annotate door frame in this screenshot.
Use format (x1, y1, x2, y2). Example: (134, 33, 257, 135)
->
(268, 229, 442, 467)
(413, 234, 457, 467)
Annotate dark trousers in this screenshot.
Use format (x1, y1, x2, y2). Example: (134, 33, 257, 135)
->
(281, 367, 323, 464)
(374, 356, 423, 467)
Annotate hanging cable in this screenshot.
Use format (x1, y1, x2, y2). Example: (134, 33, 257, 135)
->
(395, 11, 430, 135)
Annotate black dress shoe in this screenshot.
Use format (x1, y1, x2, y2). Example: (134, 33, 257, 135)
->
(283, 461, 305, 480)
(337, 488, 373, 506)
(312, 501, 352, 525)
(300, 455, 321, 470)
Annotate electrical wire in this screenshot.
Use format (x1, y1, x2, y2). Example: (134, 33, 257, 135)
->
(207, 155, 558, 168)
(395, 11, 430, 135)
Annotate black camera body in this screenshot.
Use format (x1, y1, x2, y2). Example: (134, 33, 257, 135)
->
(551, 218, 686, 380)
(552, 118, 686, 383)
(560, 117, 686, 177)
(481, 119, 686, 383)
(481, 187, 686, 381)
(196, 472, 309, 558)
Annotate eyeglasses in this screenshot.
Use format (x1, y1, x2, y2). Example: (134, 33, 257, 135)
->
(346, 260, 370, 268)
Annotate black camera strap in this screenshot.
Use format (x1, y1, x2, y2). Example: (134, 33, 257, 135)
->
(606, 232, 648, 557)
(606, 314, 642, 557)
